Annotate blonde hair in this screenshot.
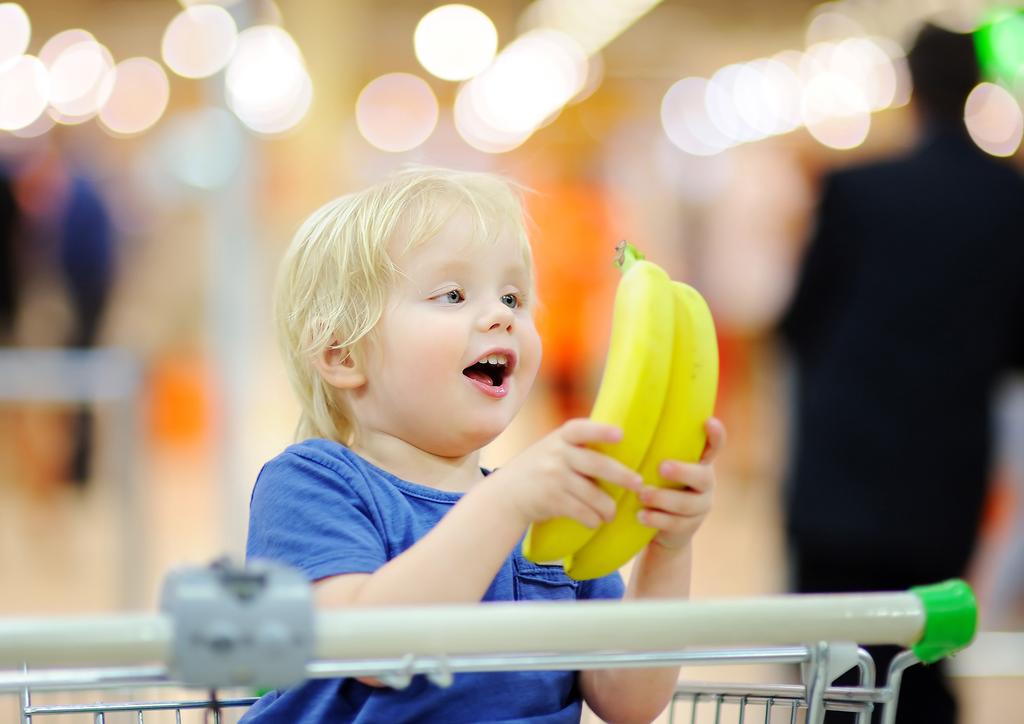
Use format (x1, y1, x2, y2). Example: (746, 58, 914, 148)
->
(275, 165, 534, 444)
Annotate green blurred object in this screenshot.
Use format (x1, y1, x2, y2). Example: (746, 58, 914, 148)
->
(974, 7, 1024, 88)
(909, 579, 978, 664)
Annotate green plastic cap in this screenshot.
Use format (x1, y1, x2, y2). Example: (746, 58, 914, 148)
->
(909, 579, 977, 663)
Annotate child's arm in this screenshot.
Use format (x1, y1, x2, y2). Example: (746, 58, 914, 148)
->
(315, 419, 645, 608)
(579, 417, 725, 724)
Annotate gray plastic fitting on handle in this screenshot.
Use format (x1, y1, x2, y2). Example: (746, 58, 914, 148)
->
(160, 558, 314, 689)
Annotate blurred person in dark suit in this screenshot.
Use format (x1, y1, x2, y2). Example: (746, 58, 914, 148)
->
(779, 23, 1024, 724)
(0, 167, 18, 343)
(58, 170, 116, 487)
(8, 143, 117, 489)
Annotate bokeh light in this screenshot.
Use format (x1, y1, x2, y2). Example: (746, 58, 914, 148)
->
(728, 63, 768, 138)
(355, 73, 439, 153)
(571, 51, 604, 105)
(453, 78, 531, 153)
(964, 82, 1024, 157)
(0, 54, 48, 131)
(161, 3, 238, 79)
(225, 25, 312, 135)
(660, 77, 733, 156)
(805, 4, 865, 46)
(804, 110, 871, 150)
(873, 36, 912, 107)
(659, 26, 913, 155)
(753, 57, 803, 134)
(48, 39, 115, 123)
(706, 64, 765, 144)
(9, 106, 54, 137)
(98, 57, 170, 137)
(931, 1, 990, 33)
(799, 41, 834, 83)
(38, 29, 94, 68)
(831, 37, 898, 111)
(522, 0, 663, 55)
(457, 29, 587, 141)
(801, 72, 871, 149)
(157, 107, 246, 190)
(414, 4, 497, 81)
(975, 8, 1024, 87)
(0, 2, 30, 68)
(458, 79, 536, 152)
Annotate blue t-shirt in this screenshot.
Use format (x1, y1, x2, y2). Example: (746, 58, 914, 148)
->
(243, 439, 625, 724)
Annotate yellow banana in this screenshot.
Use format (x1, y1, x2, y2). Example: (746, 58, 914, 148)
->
(564, 281, 718, 580)
(522, 242, 674, 563)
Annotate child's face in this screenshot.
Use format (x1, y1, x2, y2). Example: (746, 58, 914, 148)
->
(353, 207, 542, 458)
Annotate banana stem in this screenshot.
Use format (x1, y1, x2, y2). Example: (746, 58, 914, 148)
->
(614, 241, 645, 273)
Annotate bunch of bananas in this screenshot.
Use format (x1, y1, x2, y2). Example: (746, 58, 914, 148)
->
(522, 241, 719, 580)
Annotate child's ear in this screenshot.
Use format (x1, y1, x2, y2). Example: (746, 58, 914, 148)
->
(313, 345, 366, 390)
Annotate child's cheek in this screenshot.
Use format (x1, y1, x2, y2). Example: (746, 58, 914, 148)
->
(521, 325, 543, 385)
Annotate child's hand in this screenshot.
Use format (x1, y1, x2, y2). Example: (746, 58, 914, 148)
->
(637, 417, 725, 551)
(487, 419, 645, 530)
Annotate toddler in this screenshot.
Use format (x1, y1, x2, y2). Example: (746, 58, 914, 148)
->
(244, 166, 725, 723)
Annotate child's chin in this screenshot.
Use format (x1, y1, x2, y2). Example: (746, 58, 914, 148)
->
(447, 420, 508, 455)
(464, 423, 505, 450)
(478, 410, 516, 435)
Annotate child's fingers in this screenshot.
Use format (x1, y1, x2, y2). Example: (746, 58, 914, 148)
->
(566, 445, 644, 493)
(637, 508, 698, 531)
(638, 485, 711, 517)
(560, 419, 624, 446)
(657, 460, 713, 493)
(557, 487, 609, 529)
(566, 473, 619, 523)
(700, 417, 726, 463)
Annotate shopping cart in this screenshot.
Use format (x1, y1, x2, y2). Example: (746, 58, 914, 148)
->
(1, 562, 976, 724)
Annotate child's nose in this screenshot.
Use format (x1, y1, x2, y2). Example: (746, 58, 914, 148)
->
(479, 301, 515, 332)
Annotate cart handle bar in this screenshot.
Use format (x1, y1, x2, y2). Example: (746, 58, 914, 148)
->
(0, 580, 975, 668)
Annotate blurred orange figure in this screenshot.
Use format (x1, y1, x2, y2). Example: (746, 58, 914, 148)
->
(147, 353, 211, 450)
(527, 181, 618, 421)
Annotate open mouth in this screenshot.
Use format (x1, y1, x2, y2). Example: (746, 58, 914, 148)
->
(462, 352, 515, 388)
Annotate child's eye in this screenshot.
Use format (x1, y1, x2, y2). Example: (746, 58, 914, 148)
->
(436, 288, 465, 304)
(501, 293, 520, 309)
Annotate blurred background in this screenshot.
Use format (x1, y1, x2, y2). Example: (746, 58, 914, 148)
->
(0, 0, 1022, 722)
